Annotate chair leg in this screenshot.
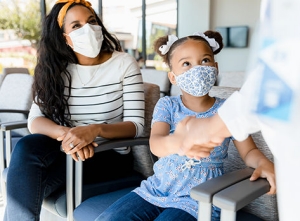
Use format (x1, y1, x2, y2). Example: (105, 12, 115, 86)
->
(0, 131, 6, 205)
(5, 131, 12, 166)
(66, 155, 74, 221)
(75, 160, 83, 208)
(198, 202, 212, 221)
(220, 209, 236, 221)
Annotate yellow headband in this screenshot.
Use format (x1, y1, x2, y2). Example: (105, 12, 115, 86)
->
(56, 0, 95, 28)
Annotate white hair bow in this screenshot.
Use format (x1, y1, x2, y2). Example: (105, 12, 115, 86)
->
(158, 35, 178, 55)
(193, 32, 220, 52)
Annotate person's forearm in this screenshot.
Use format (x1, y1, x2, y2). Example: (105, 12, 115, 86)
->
(91, 121, 137, 139)
(150, 134, 179, 158)
(30, 117, 69, 139)
(207, 113, 232, 139)
(243, 148, 271, 169)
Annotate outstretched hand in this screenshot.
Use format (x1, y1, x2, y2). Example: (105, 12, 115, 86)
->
(173, 115, 230, 159)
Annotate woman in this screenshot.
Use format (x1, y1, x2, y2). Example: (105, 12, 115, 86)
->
(4, 0, 144, 220)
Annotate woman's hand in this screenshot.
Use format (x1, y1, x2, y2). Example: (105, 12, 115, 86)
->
(58, 125, 99, 154)
(70, 143, 97, 161)
(249, 160, 276, 194)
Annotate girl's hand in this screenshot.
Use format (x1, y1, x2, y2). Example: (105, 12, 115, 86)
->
(70, 143, 97, 162)
(249, 160, 276, 194)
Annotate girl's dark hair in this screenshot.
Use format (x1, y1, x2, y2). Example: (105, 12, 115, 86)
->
(153, 30, 224, 69)
(33, 2, 122, 127)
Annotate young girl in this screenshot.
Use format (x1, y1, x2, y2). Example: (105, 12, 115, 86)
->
(95, 31, 276, 221)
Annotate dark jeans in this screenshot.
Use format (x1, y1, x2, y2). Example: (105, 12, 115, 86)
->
(95, 192, 197, 221)
(4, 134, 134, 221)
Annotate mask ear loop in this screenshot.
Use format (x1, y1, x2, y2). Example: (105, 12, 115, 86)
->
(63, 33, 74, 49)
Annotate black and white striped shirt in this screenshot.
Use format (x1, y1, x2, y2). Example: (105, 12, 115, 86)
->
(28, 51, 145, 139)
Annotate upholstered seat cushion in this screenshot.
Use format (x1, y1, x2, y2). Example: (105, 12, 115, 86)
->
(73, 187, 136, 221)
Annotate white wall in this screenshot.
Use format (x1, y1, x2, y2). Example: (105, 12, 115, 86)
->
(178, 0, 261, 72)
(177, 0, 210, 37)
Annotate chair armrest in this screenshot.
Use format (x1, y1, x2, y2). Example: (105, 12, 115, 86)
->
(1, 120, 28, 167)
(93, 137, 149, 153)
(213, 177, 270, 221)
(66, 137, 150, 221)
(190, 168, 254, 221)
(0, 109, 29, 118)
(213, 178, 270, 211)
(1, 120, 28, 131)
(191, 168, 254, 203)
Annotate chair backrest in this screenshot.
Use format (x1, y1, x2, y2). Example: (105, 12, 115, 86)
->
(0, 73, 33, 136)
(132, 82, 160, 177)
(216, 71, 245, 88)
(210, 86, 278, 221)
(140, 69, 171, 97)
(0, 67, 30, 86)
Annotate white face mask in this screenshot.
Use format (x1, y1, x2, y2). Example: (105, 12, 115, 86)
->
(66, 23, 103, 58)
(173, 65, 217, 97)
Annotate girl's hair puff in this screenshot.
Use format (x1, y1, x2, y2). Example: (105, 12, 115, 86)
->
(153, 30, 223, 69)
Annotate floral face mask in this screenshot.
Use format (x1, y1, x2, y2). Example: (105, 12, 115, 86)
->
(173, 65, 218, 97)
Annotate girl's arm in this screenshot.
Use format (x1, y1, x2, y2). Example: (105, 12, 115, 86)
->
(233, 136, 276, 194)
(150, 122, 179, 157)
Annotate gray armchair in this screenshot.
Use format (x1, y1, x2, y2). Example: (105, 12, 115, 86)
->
(1, 82, 160, 221)
(0, 68, 33, 202)
(0, 67, 32, 137)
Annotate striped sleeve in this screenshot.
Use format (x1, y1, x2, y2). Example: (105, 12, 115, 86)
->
(122, 55, 145, 137)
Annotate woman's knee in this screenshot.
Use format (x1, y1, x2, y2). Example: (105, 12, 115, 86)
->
(12, 134, 61, 160)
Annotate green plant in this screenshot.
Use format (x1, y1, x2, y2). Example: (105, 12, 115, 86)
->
(0, 0, 42, 48)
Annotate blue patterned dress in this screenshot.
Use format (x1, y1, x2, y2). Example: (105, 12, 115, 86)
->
(133, 95, 232, 220)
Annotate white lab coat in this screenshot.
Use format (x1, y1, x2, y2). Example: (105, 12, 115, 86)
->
(218, 1, 300, 219)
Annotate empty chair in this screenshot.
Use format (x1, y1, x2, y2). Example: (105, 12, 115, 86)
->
(0, 69, 33, 158)
(0, 70, 33, 202)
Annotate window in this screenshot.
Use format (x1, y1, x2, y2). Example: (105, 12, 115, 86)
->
(101, 0, 177, 69)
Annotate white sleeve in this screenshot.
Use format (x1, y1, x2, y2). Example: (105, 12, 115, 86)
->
(27, 101, 45, 133)
(122, 54, 145, 137)
(218, 71, 262, 141)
